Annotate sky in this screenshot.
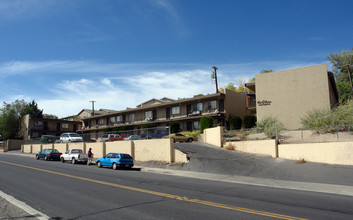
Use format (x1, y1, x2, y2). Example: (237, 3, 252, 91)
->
(1, 0, 352, 118)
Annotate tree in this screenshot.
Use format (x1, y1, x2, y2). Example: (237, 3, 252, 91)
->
(228, 116, 242, 130)
(220, 78, 254, 93)
(200, 116, 214, 132)
(327, 49, 353, 102)
(0, 99, 43, 139)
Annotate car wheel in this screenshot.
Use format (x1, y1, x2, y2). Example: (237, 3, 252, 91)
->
(97, 161, 102, 168)
(36, 155, 39, 160)
(45, 156, 49, 161)
(112, 163, 118, 170)
(61, 157, 65, 163)
(187, 138, 193, 143)
(72, 158, 76, 164)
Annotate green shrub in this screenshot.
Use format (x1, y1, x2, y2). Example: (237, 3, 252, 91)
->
(181, 130, 201, 137)
(229, 116, 242, 130)
(243, 115, 257, 128)
(169, 122, 181, 134)
(200, 117, 214, 133)
(255, 116, 284, 138)
(301, 100, 353, 133)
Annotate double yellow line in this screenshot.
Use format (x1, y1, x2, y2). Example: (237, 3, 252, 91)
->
(0, 160, 307, 220)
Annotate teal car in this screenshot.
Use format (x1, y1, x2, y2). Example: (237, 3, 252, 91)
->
(96, 153, 134, 169)
(36, 149, 62, 161)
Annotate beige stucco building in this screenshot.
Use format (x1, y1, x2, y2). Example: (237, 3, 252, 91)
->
(245, 64, 338, 129)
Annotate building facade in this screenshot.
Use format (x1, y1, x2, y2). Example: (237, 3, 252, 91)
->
(20, 114, 82, 140)
(80, 89, 250, 139)
(245, 64, 338, 129)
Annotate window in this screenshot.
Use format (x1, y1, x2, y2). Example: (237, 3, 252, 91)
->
(128, 114, 134, 123)
(110, 117, 116, 124)
(193, 121, 200, 130)
(62, 123, 69, 129)
(116, 115, 122, 123)
(99, 118, 105, 125)
(34, 121, 43, 127)
(206, 100, 217, 110)
(171, 106, 180, 115)
(193, 103, 202, 111)
(145, 111, 152, 120)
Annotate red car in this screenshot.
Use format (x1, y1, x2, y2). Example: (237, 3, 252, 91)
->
(109, 134, 124, 142)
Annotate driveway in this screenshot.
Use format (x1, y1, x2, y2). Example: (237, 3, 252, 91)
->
(175, 142, 353, 186)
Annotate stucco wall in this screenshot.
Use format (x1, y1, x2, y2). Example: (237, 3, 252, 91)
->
(55, 143, 68, 154)
(174, 149, 188, 163)
(224, 89, 249, 119)
(134, 139, 172, 162)
(105, 141, 133, 157)
(226, 140, 277, 158)
(204, 126, 223, 147)
(279, 142, 353, 165)
(67, 142, 84, 151)
(32, 144, 42, 154)
(23, 145, 32, 153)
(86, 142, 104, 159)
(255, 64, 332, 129)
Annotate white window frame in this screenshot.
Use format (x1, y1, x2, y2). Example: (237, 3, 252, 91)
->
(98, 118, 105, 125)
(116, 115, 122, 123)
(62, 123, 69, 129)
(193, 121, 200, 130)
(206, 100, 217, 110)
(128, 114, 134, 123)
(145, 111, 153, 120)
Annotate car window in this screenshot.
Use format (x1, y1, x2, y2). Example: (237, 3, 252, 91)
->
(105, 153, 113, 158)
(47, 149, 53, 153)
(71, 149, 82, 153)
(102, 135, 108, 138)
(112, 153, 118, 158)
(121, 154, 132, 159)
(69, 133, 81, 137)
(52, 149, 59, 153)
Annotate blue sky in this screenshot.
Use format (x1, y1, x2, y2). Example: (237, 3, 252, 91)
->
(1, 0, 352, 117)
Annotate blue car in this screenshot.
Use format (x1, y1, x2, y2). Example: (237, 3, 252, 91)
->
(96, 153, 134, 169)
(36, 149, 62, 161)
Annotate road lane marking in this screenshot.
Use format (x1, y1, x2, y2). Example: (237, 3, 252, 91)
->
(0, 160, 307, 220)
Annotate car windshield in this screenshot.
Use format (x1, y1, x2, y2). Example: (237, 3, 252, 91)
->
(70, 133, 81, 137)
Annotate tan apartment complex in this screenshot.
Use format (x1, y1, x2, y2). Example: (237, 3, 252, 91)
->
(79, 89, 250, 138)
(245, 64, 338, 129)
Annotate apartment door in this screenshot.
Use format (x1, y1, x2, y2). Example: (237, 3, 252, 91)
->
(43, 121, 48, 131)
(56, 123, 60, 131)
(187, 122, 192, 131)
(166, 108, 170, 119)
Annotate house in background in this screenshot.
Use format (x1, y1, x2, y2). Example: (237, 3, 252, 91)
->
(19, 114, 82, 140)
(79, 89, 250, 140)
(245, 64, 338, 129)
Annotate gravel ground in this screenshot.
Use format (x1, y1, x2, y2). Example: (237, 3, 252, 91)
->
(0, 197, 36, 220)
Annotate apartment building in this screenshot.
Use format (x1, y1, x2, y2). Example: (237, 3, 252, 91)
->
(20, 114, 82, 140)
(80, 89, 250, 138)
(245, 64, 338, 129)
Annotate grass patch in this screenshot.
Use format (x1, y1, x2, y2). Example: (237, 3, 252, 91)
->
(295, 158, 306, 164)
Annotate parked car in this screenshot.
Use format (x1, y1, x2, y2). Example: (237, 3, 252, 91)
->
(36, 149, 62, 161)
(60, 133, 83, 143)
(140, 130, 168, 139)
(100, 134, 124, 142)
(60, 149, 88, 164)
(96, 153, 134, 169)
(124, 135, 141, 140)
(40, 135, 56, 144)
(165, 133, 194, 143)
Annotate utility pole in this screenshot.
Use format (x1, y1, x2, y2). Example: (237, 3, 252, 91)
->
(212, 66, 219, 93)
(89, 100, 96, 116)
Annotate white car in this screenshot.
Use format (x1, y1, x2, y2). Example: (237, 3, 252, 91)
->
(60, 133, 83, 143)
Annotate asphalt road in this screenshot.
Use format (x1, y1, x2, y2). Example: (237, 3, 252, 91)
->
(1, 153, 353, 219)
(175, 142, 353, 186)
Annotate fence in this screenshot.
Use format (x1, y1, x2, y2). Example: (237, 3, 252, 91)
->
(25, 126, 170, 145)
(224, 124, 353, 143)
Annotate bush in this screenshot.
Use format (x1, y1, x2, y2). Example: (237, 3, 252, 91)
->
(243, 115, 257, 128)
(200, 117, 214, 133)
(229, 116, 242, 130)
(301, 100, 353, 133)
(255, 116, 284, 138)
(169, 122, 181, 134)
